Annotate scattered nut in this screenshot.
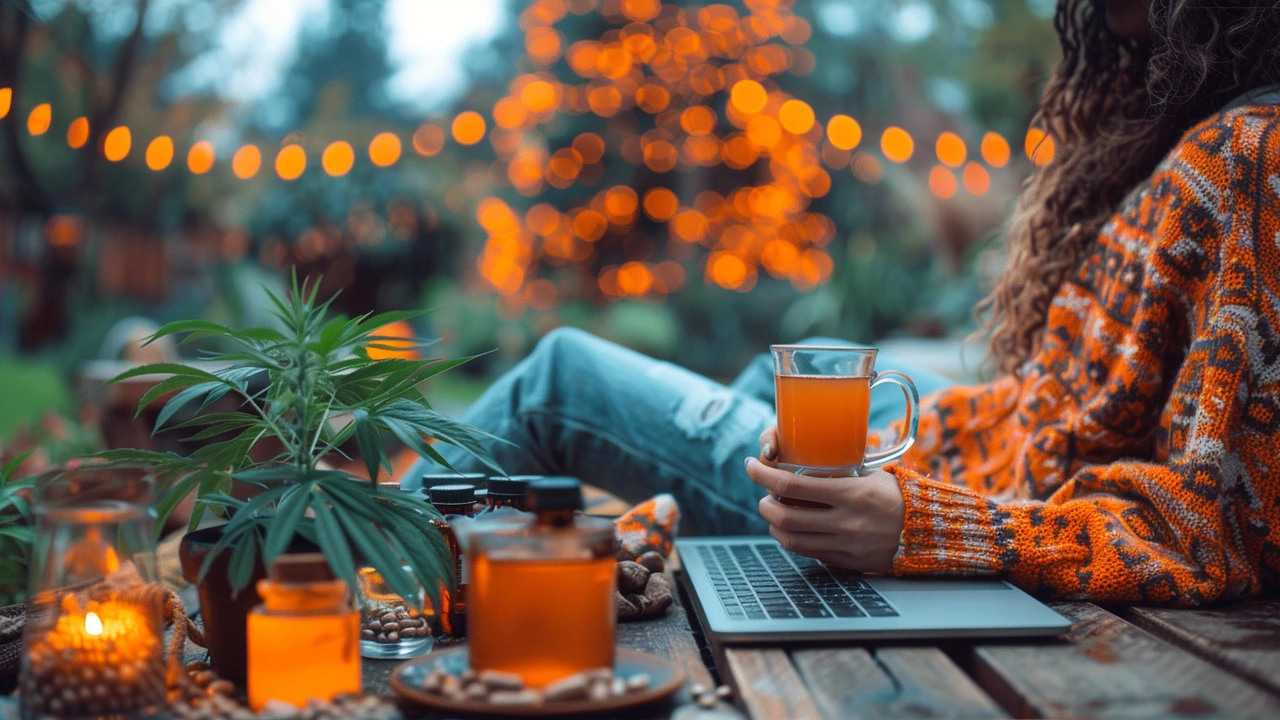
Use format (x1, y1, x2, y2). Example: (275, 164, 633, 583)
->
(544, 674, 590, 702)
(715, 685, 732, 699)
(616, 561, 651, 594)
(488, 690, 541, 707)
(477, 669, 524, 691)
(626, 673, 651, 692)
(587, 677, 611, 702)
(638, 551, 666, 573)
(697, 693, 719, 708)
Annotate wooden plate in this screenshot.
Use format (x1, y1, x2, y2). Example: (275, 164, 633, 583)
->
(390, 647, 686, 716)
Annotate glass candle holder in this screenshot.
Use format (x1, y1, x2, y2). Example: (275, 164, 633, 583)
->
(20, 466, 165, 720)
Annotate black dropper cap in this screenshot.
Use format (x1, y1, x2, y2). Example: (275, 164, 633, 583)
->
(488, 475, 535, 496)
(527, 477, 583, 513)
(429, 484, 478, 505)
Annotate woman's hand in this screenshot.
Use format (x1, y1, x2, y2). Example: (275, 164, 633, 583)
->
(744, 454, 905, 574)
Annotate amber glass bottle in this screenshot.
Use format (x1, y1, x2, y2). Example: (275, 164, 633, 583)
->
(428, 483, 477, 638)
(477, 475, 534, 516)
(469, 478, 616, 687)
(247, 554, 360, 710)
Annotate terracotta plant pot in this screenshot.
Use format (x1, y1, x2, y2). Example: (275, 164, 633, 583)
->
(178, 526, 265, 686)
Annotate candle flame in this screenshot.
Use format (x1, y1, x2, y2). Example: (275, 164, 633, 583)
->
(84, 611, 103, 636)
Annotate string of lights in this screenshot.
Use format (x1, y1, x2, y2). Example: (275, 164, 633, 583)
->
(0, 0, 1057, 306)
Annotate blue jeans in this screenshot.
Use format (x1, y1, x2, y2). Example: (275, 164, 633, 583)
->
(403, 329, 953, 535)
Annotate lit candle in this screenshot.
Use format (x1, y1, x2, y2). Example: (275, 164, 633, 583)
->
(21, 592, 166, 717)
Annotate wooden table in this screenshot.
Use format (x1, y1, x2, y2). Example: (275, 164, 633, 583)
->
(366, 582, 1280, 719)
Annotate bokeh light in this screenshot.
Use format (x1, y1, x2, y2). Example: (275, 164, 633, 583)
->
(323, 141, 355, 176)
(452, 111, 487, 145)
(1025, 127, 1055, 166)
(27, 103, 51, 135)
(412, 124, 445, 156)
(730, 80, 767, 114)
(981, 131, 1010, 167)
(369, 132, 401, 167)
(0, 88, 10, 119)
(880, 127, 914, 163)
(778, 100, 815, 135)
(826, 115, 862, 151)
(643, 188, 679, 221)
(928, 165, 957, 199)
(935, 132, 966, 168)
(962, 162, 990, 195)
(66, 117, 89, 149)
(142, 134, 169, 169)
(232, 145, 262, 179)
(187, 141, 216, 175)
(276, 144, 307, 180)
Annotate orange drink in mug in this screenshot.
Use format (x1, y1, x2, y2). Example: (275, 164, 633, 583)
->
(771, 345, 919, 477)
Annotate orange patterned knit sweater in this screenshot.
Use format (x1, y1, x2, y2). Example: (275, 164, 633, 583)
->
(886, 104, 1280, 605)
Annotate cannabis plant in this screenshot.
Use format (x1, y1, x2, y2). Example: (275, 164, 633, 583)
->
(100, 275, 505, 605)
(0, 453, 34, 605)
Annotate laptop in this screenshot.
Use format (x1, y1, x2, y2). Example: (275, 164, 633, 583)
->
(677, 537, 1070, 641)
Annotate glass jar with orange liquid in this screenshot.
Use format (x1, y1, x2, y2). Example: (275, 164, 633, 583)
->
(427, 483, 477, 638)
(247, 554, 361, 710)
(468, 478, 617, 687)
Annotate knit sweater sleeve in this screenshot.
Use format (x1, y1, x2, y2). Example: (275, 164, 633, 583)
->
(890, 109, 1280, 605)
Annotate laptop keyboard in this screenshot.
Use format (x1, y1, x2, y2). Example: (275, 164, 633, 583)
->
(697, 543, 898, 620)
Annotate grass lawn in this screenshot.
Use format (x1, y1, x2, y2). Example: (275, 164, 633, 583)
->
(0, 358, 71, 437)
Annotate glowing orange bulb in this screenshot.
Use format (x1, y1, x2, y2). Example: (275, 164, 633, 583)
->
(232, 145, 262, 179)
(880, 127, 914, 163)
(520, 81, 558, 112)
(962, 162, 990, 195)
(0, 88, 11, 119)
(928, 165, 958, 199)
(1025, 128, 1055, 166)
(452, 111, 487, 146)
(276, 144, 307, 180)
(730, 80, 767, 115)
(187, 140, 216, 174)
(102, 128, 131, 163)
(778, 99, 815, 135)
(321, 141, 354, 176)
(66, 117, 89, 149)
(142, 135, 170, 169)
(935, 132, 966, 168)
(27, 103, 51, 136)
(981, 131, 1010, 167)
(826, 115, 862, 151)
(368, 132, 401, 167)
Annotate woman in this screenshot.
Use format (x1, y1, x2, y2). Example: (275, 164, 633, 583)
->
(410, 0, 1280, 605)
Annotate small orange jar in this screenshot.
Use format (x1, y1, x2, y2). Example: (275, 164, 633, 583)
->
(247, 554, 361, 709)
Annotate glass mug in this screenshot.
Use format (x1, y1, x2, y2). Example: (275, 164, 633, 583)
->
(771, 345, 919, 477)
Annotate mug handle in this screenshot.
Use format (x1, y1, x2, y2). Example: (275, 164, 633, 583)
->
(860, 370, 919, 472)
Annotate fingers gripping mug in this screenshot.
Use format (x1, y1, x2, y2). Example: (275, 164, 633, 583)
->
(771, 345, 919, 477)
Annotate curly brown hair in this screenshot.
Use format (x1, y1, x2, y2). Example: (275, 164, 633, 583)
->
(978, 0, 1280, 376)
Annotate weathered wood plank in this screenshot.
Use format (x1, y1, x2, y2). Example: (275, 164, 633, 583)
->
(972, 602, 1280, 719)
(793, 647, 1008, 720)
(1127, 601, 1280, 698)
(724, 648, 824, 720)
(616, 589, 715, 691)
